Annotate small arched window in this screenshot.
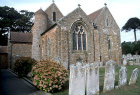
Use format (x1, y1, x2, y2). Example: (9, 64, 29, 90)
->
(53, 12, 56, 21)
(106, 18, 109, 26)
(73, 25, 86, 50)
(107, 36, 111, 50)
(47, 38, 52, 56)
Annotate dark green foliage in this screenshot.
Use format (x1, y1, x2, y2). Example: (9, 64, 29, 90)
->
(14, 57, 36, 77)
(122, 17, 140, 32)
(121, 41, 140, 55)
(0, 6, 34, 45)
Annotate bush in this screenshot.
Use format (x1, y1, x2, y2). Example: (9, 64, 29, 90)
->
(14, 57, 36, 77)
(32, 60, 69, 93)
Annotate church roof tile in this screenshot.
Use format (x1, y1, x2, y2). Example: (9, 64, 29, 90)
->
(88, 8, 103, 21)
(10, 32, 32, 43)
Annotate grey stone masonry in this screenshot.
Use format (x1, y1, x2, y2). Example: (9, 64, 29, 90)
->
(118, 66, 127, 87)
(129, 68, 139, 85)
(103, 60, 116, 92)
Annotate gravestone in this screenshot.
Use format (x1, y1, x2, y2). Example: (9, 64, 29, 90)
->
(136, 56, 140, 63)
(123, 58, 127, 66)
(86, 62, 99, 95)
(129, 68, 139, 85)
(103, 60, 116, 92)
(69, 63, 86, 95)
(118, 66, 127, 87)
(129, 61, 134, 65)
(127, 54, 132, 60)
(99, 62, 103, 67)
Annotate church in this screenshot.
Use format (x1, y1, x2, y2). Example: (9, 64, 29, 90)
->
(8, 2, 122, 69)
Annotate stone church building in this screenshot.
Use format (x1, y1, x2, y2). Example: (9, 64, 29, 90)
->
(8, 2, 122, 69)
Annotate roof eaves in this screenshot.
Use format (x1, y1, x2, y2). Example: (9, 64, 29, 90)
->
(41, 23, 57, 36)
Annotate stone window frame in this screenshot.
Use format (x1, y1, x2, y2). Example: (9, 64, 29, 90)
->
(47, 38, 52, 56)
(106, 17, 109, 27)
(71, 20, 87, 51)
(41, 39, 45, 58)
(107, 35, 111, 50)
(53, 12, 56, 22)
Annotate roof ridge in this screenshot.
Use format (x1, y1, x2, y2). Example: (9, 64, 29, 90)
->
(88, 7, 104, 21)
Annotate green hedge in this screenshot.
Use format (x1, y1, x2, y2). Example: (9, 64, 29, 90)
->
(14, 57, 36, 77)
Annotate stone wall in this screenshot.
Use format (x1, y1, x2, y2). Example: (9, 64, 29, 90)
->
(32, 9, 48, 61)
(41, 26, 58, 61)
(94, 7, 122, 64)
(58, 8, 100, 67)
(10, 43, 32, 68)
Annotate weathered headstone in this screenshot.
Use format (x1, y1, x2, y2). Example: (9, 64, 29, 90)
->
(127, 54, 132, 60)
(103, 60, 116, 92)
(123, 58, 127, 66)
(129, 68, 139, 85)
(69, 63, 86, 95)
(136, 56, 140, 63)
(86, 62, 99, 95)
(99, 62, 103, 67)
(118, 66, 127, 87)
(129, 61, 134, 65)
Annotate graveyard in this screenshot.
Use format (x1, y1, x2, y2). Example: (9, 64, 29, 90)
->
(53, 61, 140, 95)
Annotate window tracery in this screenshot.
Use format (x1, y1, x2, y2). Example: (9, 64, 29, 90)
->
(73, 25, 86, 50)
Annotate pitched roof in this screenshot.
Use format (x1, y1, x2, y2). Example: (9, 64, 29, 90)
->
(88, 8, 103, 21)
(35, 8, 48, 16)
(10, 32, 32, 43)
(0, 46, 8, 53)
(45, 3, 63, 21)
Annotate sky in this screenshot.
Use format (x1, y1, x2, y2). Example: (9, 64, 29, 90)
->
(0, 0, 140, 42)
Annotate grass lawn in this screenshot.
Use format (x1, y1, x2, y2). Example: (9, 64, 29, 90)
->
(53, 65, 140, 95)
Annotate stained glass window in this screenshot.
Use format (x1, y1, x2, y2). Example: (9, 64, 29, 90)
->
(72, 24, 86, 50)
(73, 31, 77, 50)
(78, 32, 82, 50)
(82, 33, 86, 50)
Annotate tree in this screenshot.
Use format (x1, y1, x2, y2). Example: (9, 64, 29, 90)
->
(121, 41, 140, 55)
(122, 17, 140, 54)
(0, 6, 34, 45)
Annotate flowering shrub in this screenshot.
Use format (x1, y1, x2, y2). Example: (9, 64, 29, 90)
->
(32, 60, 69, 93)
(14, 57, 36, 77)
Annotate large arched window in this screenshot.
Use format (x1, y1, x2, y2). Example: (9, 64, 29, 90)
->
(73, 25, 86, 50)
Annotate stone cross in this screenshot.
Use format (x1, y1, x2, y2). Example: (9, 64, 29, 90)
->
(118, 66, 127, 87)
(78, 4, 81, 8)
(104, 3, 107, 6)
(129, 68, 139, 85)
(103, 60, 116, 93)
(52, 0, 55, 3)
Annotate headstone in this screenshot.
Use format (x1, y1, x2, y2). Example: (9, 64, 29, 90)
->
(127, 54, 132, 60)
(118, 66, 127, 87)
(129, 68, 139, 85)
(86, 62, 99, 95)
(136, 56, 140, 63)
(103, 60, 116, 92)
(99, 62, 103, 67)
(69, 64, 86, 95)
(123, 58, 127, 66)
(129, 61, 134, 65)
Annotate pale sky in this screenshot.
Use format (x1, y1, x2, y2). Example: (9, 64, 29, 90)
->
(0, 0, 140, 42)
